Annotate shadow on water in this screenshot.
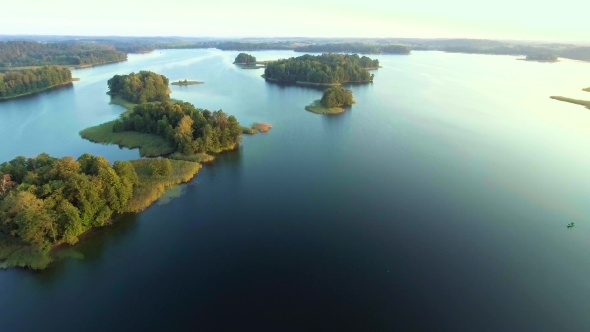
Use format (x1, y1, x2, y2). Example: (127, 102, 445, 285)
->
(36, 213, 141, 282)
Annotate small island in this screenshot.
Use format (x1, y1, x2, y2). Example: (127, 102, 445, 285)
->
(305, 86, 355, 114)
(242, 122, 272, 134)
(520, 54, 559, 62)
(171, 79, 203, 86)
(234, 53, 257, 65)
(0, 153, 201, 269)
(264, 53, 376, 85)
(0, 66, 76, 100)
(583, 87, 590, 92)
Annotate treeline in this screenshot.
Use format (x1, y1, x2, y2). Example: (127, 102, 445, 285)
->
(264, 53, 376, 84)
(216, 42, 292, 51)
(0, 41, 127, 67)
(294, 43, 411, 55)
(108, 71, 170, 103)
(113, 101, 242, 154)
(234, 53, 257, 64)
(0, 153, 139, 268)
(0, 66, 72, 99)
(321, 86, 354, 108)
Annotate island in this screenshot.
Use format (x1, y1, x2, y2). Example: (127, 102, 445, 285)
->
(583, 87, 590, 92)
(0, 66, 76, 100)
(171, 79, 204, 86)
(234, 53, 257, 64)
(242, 122, 272, 134)
(305, 86, 355, 114)
(0, 153, 201, 269)
(520, 54, 559, 62)
(264, 53, 377, 85)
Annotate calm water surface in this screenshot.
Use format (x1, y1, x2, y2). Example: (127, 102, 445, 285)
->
(1, 49, 590, 331)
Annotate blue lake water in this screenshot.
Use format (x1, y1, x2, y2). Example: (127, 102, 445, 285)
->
(1, 49, 590, 331)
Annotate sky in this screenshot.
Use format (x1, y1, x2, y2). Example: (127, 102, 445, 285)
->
(0, 0, 588, 42)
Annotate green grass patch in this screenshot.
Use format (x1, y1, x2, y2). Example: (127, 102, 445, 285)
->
(168, 152, 215, 163)
(109, 95, 138, 113)
(305, 100, 346, 114)
(126, 159, 202, 212)
(79, 120, 175, 157)
(550, 96, 590, 110)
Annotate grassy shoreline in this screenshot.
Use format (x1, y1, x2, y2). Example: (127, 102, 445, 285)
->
(550, 96, 590, 109)
(305, 100, 346, 114)
(0, 79, 79, 101)
(171, 80, 204, 85)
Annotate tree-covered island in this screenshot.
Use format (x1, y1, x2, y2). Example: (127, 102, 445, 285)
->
(305, 86, 355, 114)
(0, 66, 75, 100)
(0, 153, 201, 269)
(234, 53, 257, 64)
(264, 53, 377, 85)
(107, 71, 170, 103)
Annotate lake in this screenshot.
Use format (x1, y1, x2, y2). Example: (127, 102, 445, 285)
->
(1, 49, 589, 331)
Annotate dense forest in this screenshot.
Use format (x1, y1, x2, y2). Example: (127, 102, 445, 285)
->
(264, 53, 376, 84)
(113, 101, 242, 154)
(108, 71, 170, 103)
(294, 43, 411, 55)
(234, 53, 257, 64)
(0, 154, 138, 267)
(320, 86, 354, 108)
(0, 41, 127, 68)
(0, 66, 72, 99)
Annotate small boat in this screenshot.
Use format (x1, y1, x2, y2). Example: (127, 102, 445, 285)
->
(567, 222, 575, 228)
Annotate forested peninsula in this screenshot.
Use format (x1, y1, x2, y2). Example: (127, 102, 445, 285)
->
(0, 66, 74, 100)
(294, 43, 410, 55)
(0, 41, 126, 68)
(0, 153, 201, 269)
(550, 86, 590, 110)
(306, 86, 355, 114)
(263, 54, 377, 85)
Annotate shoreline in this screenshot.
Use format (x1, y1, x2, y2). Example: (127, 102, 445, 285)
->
(0, 79, 79, 101)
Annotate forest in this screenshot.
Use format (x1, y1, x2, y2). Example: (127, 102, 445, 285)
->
(0, 154, 137, 267)
(321, 86, 354, 108)
(113, 101, 243, 155)
(108, 71, 170, 103)
(234, 53, 257, 64)
(0, 66, 72, 99)
(0, 41, 127, 68)
(264, 53, 376, 84)
(294, 43, 411, 55)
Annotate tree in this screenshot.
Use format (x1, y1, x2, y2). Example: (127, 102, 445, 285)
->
(150, 159, 172, 176)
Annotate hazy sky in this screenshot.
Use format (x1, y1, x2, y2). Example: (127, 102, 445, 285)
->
(1, 0, 588, 42)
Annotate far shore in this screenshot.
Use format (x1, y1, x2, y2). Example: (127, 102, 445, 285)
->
(171, 80, 204, 86)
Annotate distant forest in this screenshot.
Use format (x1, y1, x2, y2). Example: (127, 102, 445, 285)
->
(294, 43, 411, 55)
(113, 101, 242, 155)
(264, 54, 376, 84)
(108, 71, 170, 103)
(216, 42, 292, 51)
(0, 41, 127, 67)
(0, 66, 72, 99)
